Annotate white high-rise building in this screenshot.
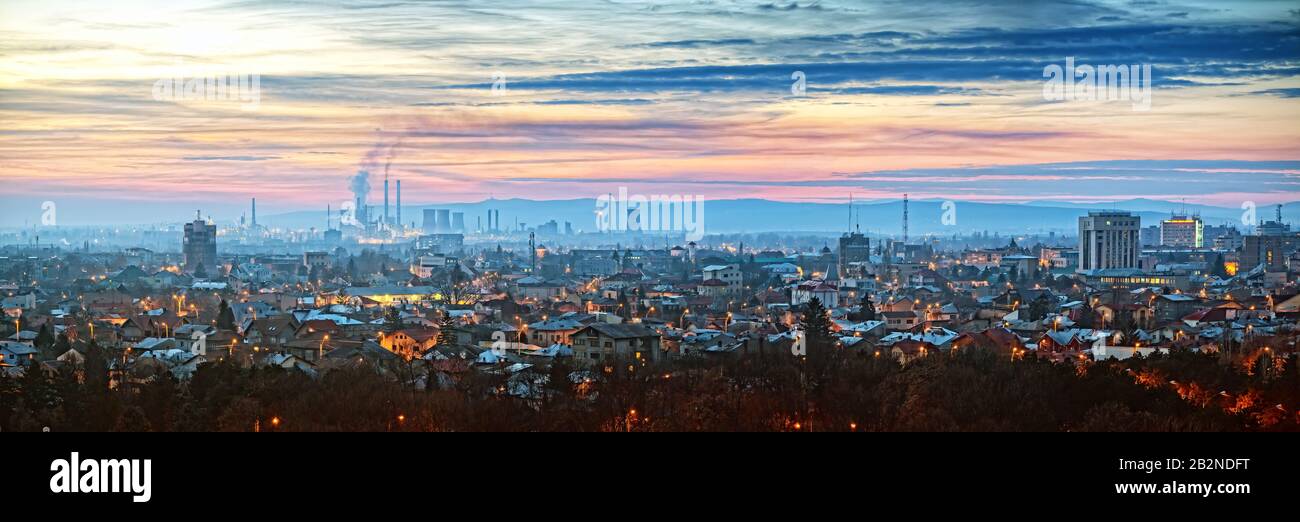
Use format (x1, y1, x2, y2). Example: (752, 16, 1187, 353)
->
(1078, 211, 1140, 272)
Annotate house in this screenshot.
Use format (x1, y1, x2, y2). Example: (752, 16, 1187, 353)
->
(244, 315, 298, 348)
(890, 340, 935, 364)
(1037, 329, 1122, 360)
(132, 337, 178, 353)
(701, 264, 743, 293)
(881, 310, 921, 331)
(7, 330, 37, 343)
(951, 327, 1025, 357)
(0, 341, 37, 367)
(570, 323, 663, 363)
(261, 352, 316, 374)
(379, 327, 440, 358)
(516, 277, 568, 300)
(342, 286, 436, 306)
(924, 303, 962, 325)
(792, 280, 838, 307)
(1095, 303, 1153, 329)
(121, 313, 181, 341)
(838, 320, 887, 339)
(698, 278, 730, 298)
(526, 317, 585, 346)
(878, 327, 960, 350)
(322, 340, 401, 370)
(56, 347, 85, 366)
(1153, 294, 1202, 323)
(1182, 307, 1234, 327)
(1, 293, 37, 311)
(173, 324, 218, 355)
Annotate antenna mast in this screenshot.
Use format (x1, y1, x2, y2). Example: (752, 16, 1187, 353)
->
(902, 194, 909, 244)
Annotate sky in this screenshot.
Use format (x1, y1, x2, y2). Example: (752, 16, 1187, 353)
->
(1, 0, 1298, 226)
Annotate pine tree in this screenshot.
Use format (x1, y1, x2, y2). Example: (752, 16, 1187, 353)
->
(19, 359, 54, 410)
(1212, 253, 1230, 279)
(217, 299, 236, 330)
(1076, 301, 1096, 329)
(53, 333, 72, 358)
(800, 297, 835, 365)
(34, 323, 55, 357)
(383, 306, 404, 333)
(435, 312, 457, 348)
(83, 339, 108, 393)
(857, 293, 877, 322)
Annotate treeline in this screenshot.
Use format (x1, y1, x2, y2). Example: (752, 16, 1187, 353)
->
(2, 346, 1295, 432)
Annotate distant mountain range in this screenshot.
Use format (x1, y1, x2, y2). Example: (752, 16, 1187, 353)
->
(261, 198, 1299, 237)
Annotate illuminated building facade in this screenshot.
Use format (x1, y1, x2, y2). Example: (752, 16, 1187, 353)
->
(1160, 215, 1204, 247)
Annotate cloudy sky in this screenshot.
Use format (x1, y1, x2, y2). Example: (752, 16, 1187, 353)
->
(1, 0, 1298, 225)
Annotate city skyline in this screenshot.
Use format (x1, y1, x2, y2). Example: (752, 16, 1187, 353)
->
(3, 0, 1300, 227)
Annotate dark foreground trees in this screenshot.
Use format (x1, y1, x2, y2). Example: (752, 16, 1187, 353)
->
(1, 347, 1295, 432)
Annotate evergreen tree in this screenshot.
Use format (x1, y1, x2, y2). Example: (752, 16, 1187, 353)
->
(19, 360, 54, 411)
(1076, 301, 1096, 329)
(194, 263, 208, 279)
(1028, 294, 1052, 322)
(83, 339, 108, 393)
(435, 312, 457, 349)
(1211, 253, 1230, 279)
(856, 293, 877, 322)
(800, 297, 835, 366)
(217, 299, 236, 330)
(53, 333, 72, 358)
(383, 306, 405, 333)
(617, 291, 631, 320)
(34, 323, 56, 358)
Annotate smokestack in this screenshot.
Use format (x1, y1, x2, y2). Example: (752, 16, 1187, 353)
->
(327, 204, 331, 229)
(383, 177, 390, 226)
(251, 198, 257, 228)
(396, 180, 402, 231)
(349, 169, 371, 224)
